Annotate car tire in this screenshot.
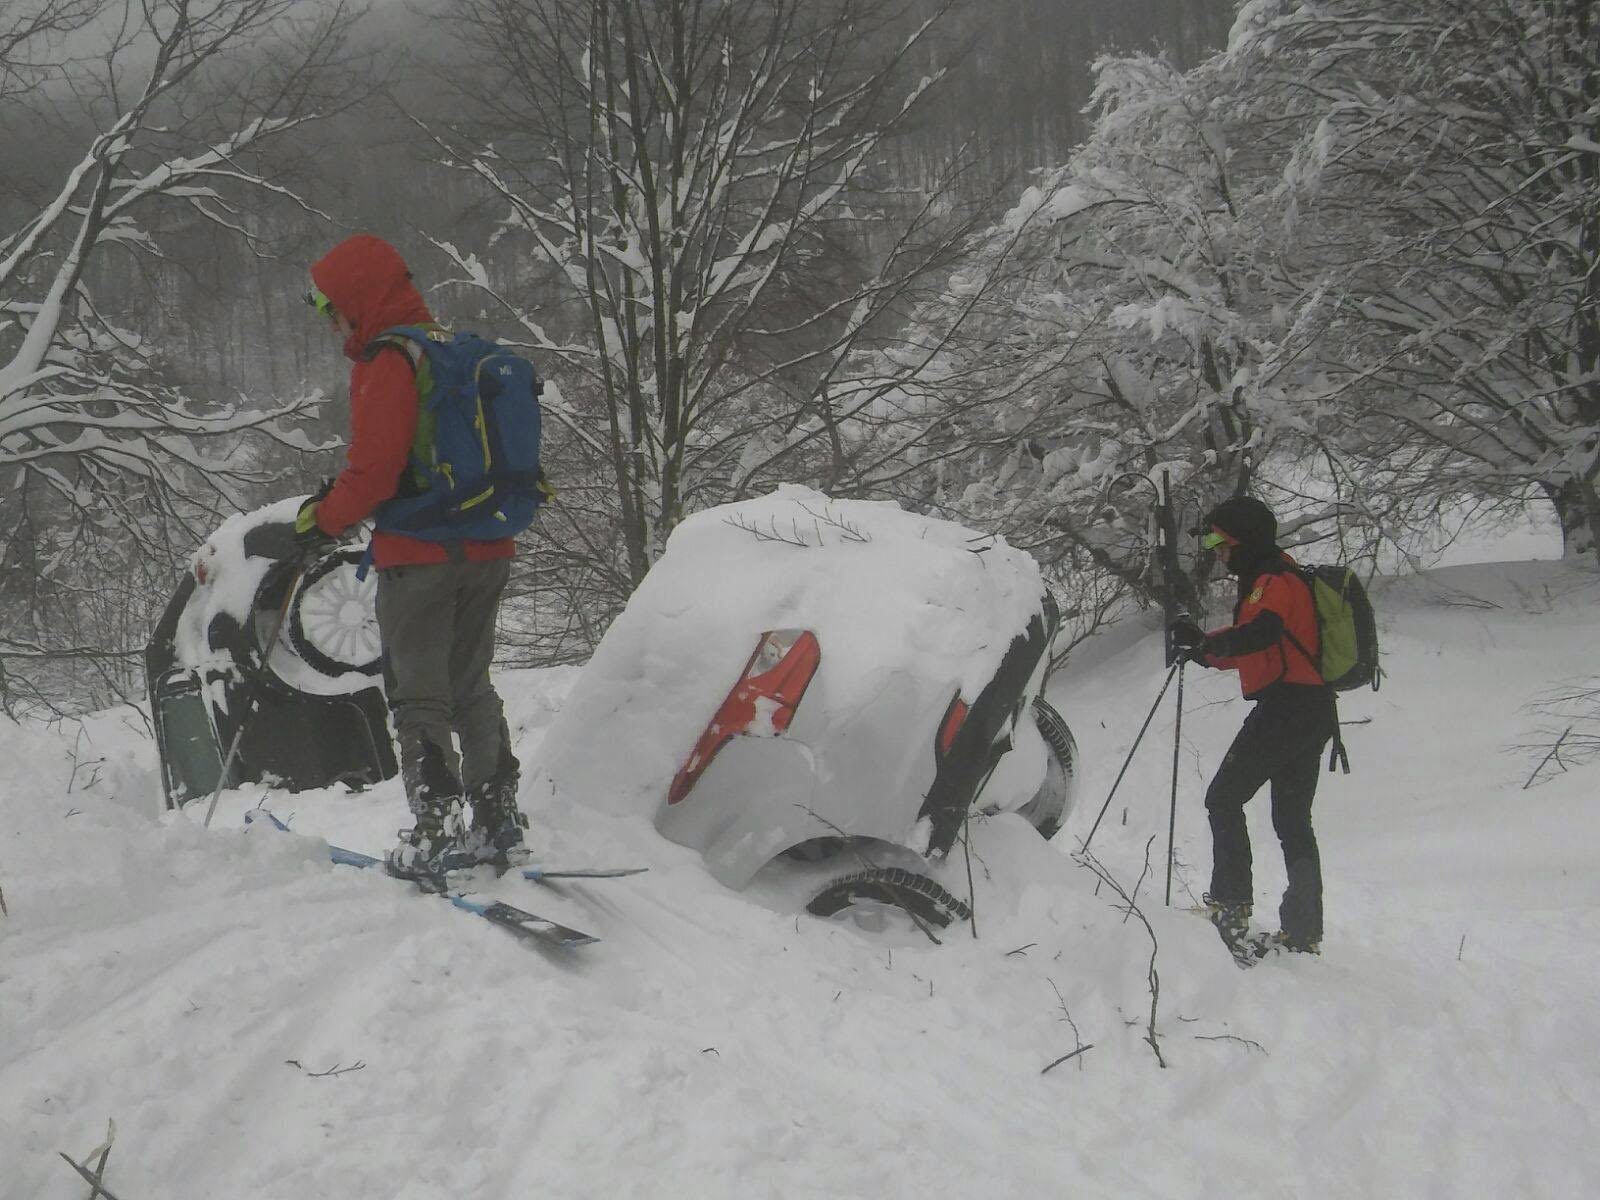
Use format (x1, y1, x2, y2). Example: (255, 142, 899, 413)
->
(806, 867, 972, 930)
(286, 550, 382, 678)
(1017, 697, 1077, 841)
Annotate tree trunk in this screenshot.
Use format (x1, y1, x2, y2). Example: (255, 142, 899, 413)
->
(1544, 476, 1600, 566)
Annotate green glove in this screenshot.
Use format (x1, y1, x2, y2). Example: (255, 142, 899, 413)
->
(294, 480, 336, 553)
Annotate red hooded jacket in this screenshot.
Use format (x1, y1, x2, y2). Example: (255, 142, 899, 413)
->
(308, 234, 515, 569)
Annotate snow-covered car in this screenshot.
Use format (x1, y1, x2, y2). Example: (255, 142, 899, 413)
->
(145, 499, 396, 807)
(532, 487, 1078, 930)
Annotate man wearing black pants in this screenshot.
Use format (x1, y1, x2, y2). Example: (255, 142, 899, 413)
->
(1169, 496, 1335, 959)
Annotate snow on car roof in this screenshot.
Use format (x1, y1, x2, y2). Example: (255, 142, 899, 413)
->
(172, 497, 303, 675)
(527, 485, 1046, 821)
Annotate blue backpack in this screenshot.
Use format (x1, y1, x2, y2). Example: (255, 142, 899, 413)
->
(369, 325, 549, 544)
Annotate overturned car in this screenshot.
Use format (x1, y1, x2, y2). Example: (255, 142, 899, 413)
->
(532, 487, 1079, 930)
(145, 499, 396, 808)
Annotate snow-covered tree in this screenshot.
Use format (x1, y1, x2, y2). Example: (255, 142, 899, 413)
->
(1232, 0, 1600, 564)
(421, 0, 990, 606)
(0, 0, 359, 709)
(897, 49, 1346, 619)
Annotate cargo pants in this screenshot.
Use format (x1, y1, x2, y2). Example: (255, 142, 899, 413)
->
(375, 558, 512, 813)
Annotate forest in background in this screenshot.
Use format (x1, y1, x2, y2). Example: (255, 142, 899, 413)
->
(2, 0, 1595, 716)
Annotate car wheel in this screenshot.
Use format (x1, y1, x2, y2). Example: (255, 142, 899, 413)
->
(806, 867, 972, 931)
(286, 550, 382, 678)
(1017, 697, 1077, 841)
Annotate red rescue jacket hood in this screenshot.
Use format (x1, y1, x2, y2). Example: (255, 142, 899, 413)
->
(310, 234, 433, 361)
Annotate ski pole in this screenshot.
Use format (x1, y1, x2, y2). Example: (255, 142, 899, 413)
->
(1164, 659, 1185, 905)
(202, 564, 304, 829)
(1080, 659, 1181, 854)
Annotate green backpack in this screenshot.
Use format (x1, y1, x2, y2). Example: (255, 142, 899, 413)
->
(1284, 563, 1380, 772)
(1291, 565, 1381, 692)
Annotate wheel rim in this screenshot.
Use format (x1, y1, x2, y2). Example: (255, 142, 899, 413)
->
(295, 564, 380, 667)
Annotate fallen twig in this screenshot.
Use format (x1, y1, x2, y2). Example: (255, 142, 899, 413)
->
(1042, 977, 1091, 1074)
(73, 1119, 117, 1200)
(284, 1059, 366, 1078)
(1194, 1033, 1266, 1054)
(1522, 726, 1573, 790)
(1074, 840, 1167, 1068)
(59, 1155, 125, 1200)
(1040, 1044, 1096, 1074)
(961, 810, 978, 940)
(58, 1139, 125, 1200)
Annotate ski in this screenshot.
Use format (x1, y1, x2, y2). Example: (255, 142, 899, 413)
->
(327, 843, 645, 884)
(523, 865, 648, 882)
(246, 810, 598, 949)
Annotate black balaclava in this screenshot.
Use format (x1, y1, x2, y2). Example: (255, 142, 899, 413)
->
(1203, 495, 1280, 580)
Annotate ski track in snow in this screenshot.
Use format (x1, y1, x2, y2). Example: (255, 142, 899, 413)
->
(2, 558, 1598, 1199)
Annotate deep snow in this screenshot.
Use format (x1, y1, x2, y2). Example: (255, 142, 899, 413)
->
(2, 556, 1598, 1199)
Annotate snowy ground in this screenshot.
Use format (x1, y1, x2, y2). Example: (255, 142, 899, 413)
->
(3, 556, 1598, 1199)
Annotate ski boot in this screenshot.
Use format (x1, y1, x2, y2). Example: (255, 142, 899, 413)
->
(1256, 930, 1322, 958)
(386, 741, 474, 887)
(466, 747, 531, 872)
(1202, 893, 1265, 967)
(385, 797, 474, 888)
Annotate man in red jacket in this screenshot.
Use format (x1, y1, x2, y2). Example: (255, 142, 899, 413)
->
(294, 234, 528, 882)
(1168, 495, 1335, 959)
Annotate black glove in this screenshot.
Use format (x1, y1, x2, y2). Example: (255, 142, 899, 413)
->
(293, 479, 337, 555)
(1168, 618, 1207, 662)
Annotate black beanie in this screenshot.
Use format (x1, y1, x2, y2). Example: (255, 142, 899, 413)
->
(1203, 495, 1277, 548)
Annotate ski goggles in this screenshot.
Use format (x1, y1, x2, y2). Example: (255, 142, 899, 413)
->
(304, 286, 337, 318)
(1199, 528, 1236, 551)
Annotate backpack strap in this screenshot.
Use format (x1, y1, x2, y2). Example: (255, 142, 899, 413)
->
(364, 329, 428, 369)
(1326, 695, 1350, 774)
(354, 328, 433, 572)
(1280, 571, 1350, 772)
(1280, 567, 1327, 685)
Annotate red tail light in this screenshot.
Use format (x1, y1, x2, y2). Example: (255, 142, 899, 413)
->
(937, 693, 968, 758)
(668, 629, 821, 806)
(193, 544, 217, 586)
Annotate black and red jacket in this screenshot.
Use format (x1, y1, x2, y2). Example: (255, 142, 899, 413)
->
(1201, 554, 1323, 698)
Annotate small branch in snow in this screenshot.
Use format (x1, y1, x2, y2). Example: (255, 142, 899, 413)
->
(1040, 1044, 1096, 1075)
(66, 725, 104, 794)
(961, 811, 978, 940)
(284, 1059, 366, 1078)
(1005, 943, 1037, 957)
(1522, 726, 1573, 790)
(1457, 934, 1467, 962)
(58, 1119, 120, 1200)
(1193, 1034, 1266, 1054)
(1041, 977, 1091, 1075)
(723, 514, 812, 547)
(796, 502, 870, 544)
(1074, 840, 1167, 1068)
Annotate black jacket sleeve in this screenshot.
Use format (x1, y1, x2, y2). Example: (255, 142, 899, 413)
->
(1204, 609, 1284, 660)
